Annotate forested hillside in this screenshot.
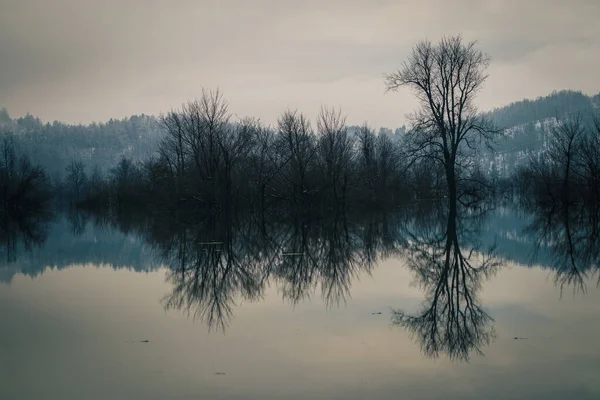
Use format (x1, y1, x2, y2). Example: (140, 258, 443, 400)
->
(0, 109, 162, 178)
(480, 90, 599, 177)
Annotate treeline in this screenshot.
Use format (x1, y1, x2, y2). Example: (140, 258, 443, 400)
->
(74, 89, 455, 216)
(516, 114, 600, 205)
(7, 88, 598, 217)
(3, 89, 598, 190)
(0, 109, 162, 177)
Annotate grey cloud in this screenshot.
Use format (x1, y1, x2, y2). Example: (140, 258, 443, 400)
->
(0, 0, 598, 126)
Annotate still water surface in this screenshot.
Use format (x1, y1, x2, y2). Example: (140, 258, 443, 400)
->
(1, 204, 599, 399)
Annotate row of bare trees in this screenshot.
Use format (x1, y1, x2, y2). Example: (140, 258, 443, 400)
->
(85, 89, 425, 216)
(53, 158, 145, 214)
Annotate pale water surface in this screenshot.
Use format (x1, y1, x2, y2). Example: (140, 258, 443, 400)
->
(1, 207, 599, 400)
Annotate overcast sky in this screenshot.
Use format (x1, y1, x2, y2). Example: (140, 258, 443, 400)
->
(1, 0, 599, 128)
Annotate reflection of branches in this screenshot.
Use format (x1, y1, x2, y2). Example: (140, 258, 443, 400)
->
(275, 217, 321, 305)
(0, 215, 51, 263)
(159, 214, 264, 331)
(393, 206, 500, 361)
(0, 206, 52, 264)
(273, 209, 382, 307)
(523, 199, 600, 294)
(67, 208, 89, 236)
(163, 243, 263, 331)
(319, 213, 363, 307)
(92, 203, 410, 332)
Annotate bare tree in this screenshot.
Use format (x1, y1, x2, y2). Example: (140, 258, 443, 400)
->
(547, 114, 585, 198)
(247, 122, 290, 222)
(159, 89, 240, 209)
(580, 118, 600, 203)
(375, 132, 399, 200)
(355, 124, 377, 201)
(316, 106, 353, 206)
(159, 110, 187, 183)
(181, 88, 230, 183)
(277, 110, 317, 203)
(385, 35, 499, 208)
(65, 160, 87, 203)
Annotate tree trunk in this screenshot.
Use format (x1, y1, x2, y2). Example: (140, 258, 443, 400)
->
(446, 163, 458, 232)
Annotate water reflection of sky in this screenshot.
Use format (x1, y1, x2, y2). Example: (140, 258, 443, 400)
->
(1, 203, 599, 399)
(1, 260, 599, 400)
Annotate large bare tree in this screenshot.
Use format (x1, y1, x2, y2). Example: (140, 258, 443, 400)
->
(385, 35, 498, 209)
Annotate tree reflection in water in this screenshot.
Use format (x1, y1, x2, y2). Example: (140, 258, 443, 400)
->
(0, 211, 52, 264)
(86, 197, 506, 363)
(80, 194, 600, 361)
(159, 211, 265, 332)
(108, 204, 407, 331)
(523, 198, 600, 295)
(392, 202, 501, 361)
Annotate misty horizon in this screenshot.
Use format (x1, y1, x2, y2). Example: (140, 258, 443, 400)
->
(2, 88, 599, 130)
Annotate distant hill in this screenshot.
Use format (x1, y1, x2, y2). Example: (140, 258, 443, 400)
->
(487, 90, 597, 129)
(480, 90, 600, 177)
(0, 110, 163, 178)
